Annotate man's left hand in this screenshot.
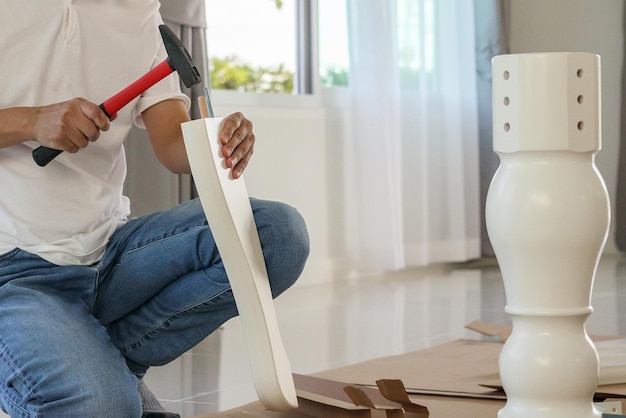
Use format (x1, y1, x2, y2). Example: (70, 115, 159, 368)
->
(219, 112, 255, 179)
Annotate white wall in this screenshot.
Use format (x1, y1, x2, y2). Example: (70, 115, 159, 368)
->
(509, 0, 624, 253)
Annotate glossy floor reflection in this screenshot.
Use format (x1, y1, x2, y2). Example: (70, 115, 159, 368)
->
(140, 254, 626, 417)
(0, 255, 621, 418)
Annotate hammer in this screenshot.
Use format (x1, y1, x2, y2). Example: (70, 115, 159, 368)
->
(32, 25, 202, 167)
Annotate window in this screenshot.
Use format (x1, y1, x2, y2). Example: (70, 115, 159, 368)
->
(318, 0, 348, 87)
(205, 0, 348, 97)
(205, 0, 304, 94)
(204, 0, 436, 101)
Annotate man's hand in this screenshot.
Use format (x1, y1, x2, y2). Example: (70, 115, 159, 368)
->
(219, 112, 255, 179)
(142, 102, 255, 177)
(34, 98, 111, 153)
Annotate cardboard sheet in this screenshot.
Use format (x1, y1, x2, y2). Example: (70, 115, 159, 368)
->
(198, 400, 623, 418)
(195, 374, 503, 418)
(314, 339, 504, 399)
(314, 338, 626, 401)
(195, 337, 626, 417)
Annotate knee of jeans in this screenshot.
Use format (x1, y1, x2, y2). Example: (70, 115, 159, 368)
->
(87, 381, 142, 417)
(256, 201, 310, 297)
(39, 377, 142, 418)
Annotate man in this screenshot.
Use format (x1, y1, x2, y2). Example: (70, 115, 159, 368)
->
(0, 1, 310, 417)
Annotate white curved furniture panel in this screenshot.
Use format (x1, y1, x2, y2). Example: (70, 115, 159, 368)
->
(181, 117, 298, 411)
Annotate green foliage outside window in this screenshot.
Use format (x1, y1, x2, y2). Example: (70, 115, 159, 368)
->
(210, 55, 350, 92)
(210, 56, 294, 94)
(320, 66, 349, 87)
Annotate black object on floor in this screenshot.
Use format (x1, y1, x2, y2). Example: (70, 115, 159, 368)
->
(141, 412, 181, 418)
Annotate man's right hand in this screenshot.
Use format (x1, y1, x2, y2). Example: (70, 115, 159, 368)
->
(33, 98, 111, 153)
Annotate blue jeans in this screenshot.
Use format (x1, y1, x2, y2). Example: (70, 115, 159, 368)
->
(0, 198, 309, 417)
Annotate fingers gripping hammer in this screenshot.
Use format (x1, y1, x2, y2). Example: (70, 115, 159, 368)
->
(32, 25, 202, 167)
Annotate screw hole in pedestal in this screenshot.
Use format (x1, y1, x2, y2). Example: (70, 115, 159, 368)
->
(504, 97, 510, 106)
(577, 68, 584, 78)
(503, 71, 510, 80)
(578, 121, 584, 131)
(577, 95, 584, 104)
(504, 123, 510, 132)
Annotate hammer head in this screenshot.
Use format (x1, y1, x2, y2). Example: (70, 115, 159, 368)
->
(159, 25, 202, 88)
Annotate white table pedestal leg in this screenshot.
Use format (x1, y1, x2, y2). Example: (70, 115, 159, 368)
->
(500, 313, 598, 417)
(487, 52, 610, 418)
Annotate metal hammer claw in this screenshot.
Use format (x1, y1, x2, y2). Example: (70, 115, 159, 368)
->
(33, 24, 201, 167)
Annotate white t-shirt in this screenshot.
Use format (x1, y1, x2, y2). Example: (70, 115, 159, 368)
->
(0, 0, 191, 265)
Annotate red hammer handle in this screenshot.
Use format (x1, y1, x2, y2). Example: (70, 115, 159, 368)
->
(32, 59, 175, 167)
(100, 59, 174, 117)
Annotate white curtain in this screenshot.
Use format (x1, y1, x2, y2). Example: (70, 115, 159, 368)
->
(344, 0, 481, 274)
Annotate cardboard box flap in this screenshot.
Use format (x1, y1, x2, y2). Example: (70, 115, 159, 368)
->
(376, 379, 429, 415)
(294, 373, 376, 411)
(465, 320, 511, 342)
(293, 373, 429, 417)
